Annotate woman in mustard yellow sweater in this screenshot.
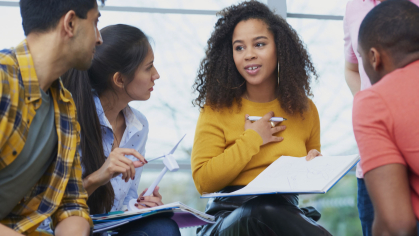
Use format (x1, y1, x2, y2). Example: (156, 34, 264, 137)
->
(191, 2, 331, 236)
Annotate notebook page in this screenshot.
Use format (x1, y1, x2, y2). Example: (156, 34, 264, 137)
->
(202, 154, 359, 197)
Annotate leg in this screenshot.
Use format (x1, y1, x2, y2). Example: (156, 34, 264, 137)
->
(218, 194, 331, 236)
(357, 178, 374, 236)
(116, 214, 181, 236)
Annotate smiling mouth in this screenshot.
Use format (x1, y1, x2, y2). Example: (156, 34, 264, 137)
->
(244, 65, 262, 74)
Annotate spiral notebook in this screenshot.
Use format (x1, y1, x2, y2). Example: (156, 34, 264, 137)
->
(201, 154, 360, 198)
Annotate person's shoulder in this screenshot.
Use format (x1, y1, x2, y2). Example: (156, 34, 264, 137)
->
(0, 48, 18, 71)
(306, 98, 319, 114)
(353, 88, 382, 119)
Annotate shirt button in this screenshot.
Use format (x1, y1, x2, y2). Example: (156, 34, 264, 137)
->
(12, 150, 17, 155)
(27, 97, 30, 100)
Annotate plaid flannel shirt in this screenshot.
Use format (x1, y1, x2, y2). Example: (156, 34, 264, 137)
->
(0, 40, 92, 235)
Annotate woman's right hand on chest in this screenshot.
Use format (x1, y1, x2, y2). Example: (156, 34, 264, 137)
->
(97, 148, 147, 185)
(244, 112, 286, 145)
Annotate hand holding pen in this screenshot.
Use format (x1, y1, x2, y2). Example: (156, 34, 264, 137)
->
(244, 111, 286, 145)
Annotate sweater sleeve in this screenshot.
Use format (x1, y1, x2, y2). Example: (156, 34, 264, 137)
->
(305, 100, 321, 153)
(191, 107, 263, 195)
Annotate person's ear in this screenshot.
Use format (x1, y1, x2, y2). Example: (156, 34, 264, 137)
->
(62, 10, 77, 38)
(369, 47, 382, 71)
(113, 72, 125, 89)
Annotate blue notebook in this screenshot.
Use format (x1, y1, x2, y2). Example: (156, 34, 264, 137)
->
(201, 154, 360, 198)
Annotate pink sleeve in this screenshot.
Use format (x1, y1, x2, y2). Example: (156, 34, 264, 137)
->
(352, 90, 405, 175)
(343, 2, 358, 64)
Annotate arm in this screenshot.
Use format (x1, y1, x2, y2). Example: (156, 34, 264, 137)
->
(343, 7, 361, 96)
(0, 224, 24, 236)
(353, 91, 416, 235)
(51, 151, 92, 234)
(344, 61, 361, 96)
(82, 148, 146, 196)
(54, 216, 90, 236)
(191, 109, 262, 194)
(364, 164, 417, 236)
(305, 100, 321, 154)
(192, 109, 283, 194)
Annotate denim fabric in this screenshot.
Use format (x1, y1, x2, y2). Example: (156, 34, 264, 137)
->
(115, 214, 180, 236)
(357, 178, 374, 236)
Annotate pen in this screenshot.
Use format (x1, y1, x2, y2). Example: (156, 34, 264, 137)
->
(247, 116, 287, 122)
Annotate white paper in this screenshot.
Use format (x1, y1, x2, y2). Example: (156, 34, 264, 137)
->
(202, 154, 359, 198)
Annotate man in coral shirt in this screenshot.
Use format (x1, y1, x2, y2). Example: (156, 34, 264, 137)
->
(344, 0, 419, 235)
(353, 0, 419, 235)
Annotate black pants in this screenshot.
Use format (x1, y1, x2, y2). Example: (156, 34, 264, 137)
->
(197, 186, 332, 236)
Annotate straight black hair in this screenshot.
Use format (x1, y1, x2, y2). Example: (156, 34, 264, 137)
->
(20, 0, 105, 36)
(62, 24, 150, 214)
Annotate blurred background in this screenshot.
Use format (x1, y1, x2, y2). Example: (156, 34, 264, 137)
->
(0, 0, 360, 235)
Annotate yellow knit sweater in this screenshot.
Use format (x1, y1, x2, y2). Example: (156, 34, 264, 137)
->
(191, 98, 321, 195)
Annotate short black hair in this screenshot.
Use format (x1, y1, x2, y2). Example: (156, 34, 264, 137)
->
(358, 0, 419, 56)
(20, 0, 105, 36)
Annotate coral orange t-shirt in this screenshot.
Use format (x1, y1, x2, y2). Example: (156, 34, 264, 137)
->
(352, 60, 419, 219)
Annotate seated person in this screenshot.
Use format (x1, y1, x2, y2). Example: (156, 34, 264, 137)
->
(41, 24, 181, 236)
(191, 1, 331, 235)
(353, 1, 419, 235)
(0, 0, 103, 235)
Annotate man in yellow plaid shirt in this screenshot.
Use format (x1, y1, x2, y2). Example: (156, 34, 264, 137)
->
(0, 0, 104, 235)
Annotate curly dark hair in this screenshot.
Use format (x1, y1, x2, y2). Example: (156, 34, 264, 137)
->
(193, 0, 317, 115)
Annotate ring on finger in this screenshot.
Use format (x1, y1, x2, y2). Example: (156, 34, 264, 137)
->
(270, 121, 275, 128)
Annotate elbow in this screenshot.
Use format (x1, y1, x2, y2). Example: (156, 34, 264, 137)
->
(192, 169, 216, 195)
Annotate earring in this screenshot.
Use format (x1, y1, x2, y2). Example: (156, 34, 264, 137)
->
(277, 62, 280, 85)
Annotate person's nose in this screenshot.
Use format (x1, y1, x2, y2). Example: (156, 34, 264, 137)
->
(244, 47, 257, 61)
(96, 28, 103, 46)
(152, 67, 160, 81)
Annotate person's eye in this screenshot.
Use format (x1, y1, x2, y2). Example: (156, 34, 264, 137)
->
(255, 42, 265, 47)
(146, 65, 153, 71)
(235, 46, 244, 51)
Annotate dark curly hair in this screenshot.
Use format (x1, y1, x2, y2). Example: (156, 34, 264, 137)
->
(193, 0, 317, 115)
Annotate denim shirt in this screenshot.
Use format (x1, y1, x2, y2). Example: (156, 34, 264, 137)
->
(93, 96, 149, 211)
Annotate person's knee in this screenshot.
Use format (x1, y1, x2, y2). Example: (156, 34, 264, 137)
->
(149, 217, 180, 235)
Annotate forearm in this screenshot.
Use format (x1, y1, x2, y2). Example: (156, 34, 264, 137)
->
(0, 224, 23, 236)
(83, 171, 103, 196)
(344, 61, 361, 96)
(192, 129, 262, 194)
(54, 216, 90, 236)
(364, 164, 417, 236)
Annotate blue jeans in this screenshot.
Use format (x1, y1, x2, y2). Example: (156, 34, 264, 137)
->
(115, 214, 181, 236)
(357, 178, 374, 236)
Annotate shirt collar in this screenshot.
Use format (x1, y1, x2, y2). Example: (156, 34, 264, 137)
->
(15, 39, 41, 104)
(15, 39, 72, 105)
(93, 95, 143, 133)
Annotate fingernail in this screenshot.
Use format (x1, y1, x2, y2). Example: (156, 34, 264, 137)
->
(140, 197, 144, 200)
(146, 160, 148, 163)
(137, 199, 140, 202)
(135, 203, 138, 206)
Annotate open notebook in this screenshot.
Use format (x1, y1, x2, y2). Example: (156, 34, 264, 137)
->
(202, 154, 360, 198)
(92, 202, 215, 233)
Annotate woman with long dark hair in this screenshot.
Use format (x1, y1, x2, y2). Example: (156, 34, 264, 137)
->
(191, 1, 331, 235)
(61, 24, 180, 235)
